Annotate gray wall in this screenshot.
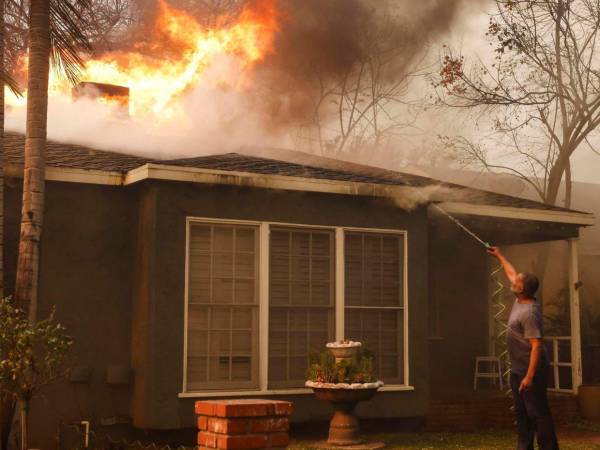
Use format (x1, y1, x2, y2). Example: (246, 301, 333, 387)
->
(4, 179, 137, 449)
(427, 220, 490, 397)
(135, 181, 431, 429)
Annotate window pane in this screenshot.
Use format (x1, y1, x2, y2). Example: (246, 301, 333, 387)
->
(232, 308, 252, 330)
(345, 232, 403, 307)
(236, 228, 255, 252)
(214, 254, 233, 277)
(213, 278, 233, 304)
(187, 357, 207, 382)
(345, 309, 404, 384)
(558, 366, 573, 390)
(268, 228, 335, 388)
(214, 227, 233, 252)
(558, 340, 571, 363)
(188, 304, 208, 330)
(232, 357, 251, 380)
(186, 223, 259, 391)
(232, 331, 252, 354)
(187, 330, 208, 356)
(235, 279, 255, 305)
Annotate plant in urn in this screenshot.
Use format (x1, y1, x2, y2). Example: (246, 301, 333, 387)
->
(305, 341, 384, 448)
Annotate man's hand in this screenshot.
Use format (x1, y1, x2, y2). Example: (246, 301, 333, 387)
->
(519, 375, 533, 393)
(487, 246, 502, 258)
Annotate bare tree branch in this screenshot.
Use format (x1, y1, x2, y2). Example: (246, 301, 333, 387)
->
(434, 0, 600, 206)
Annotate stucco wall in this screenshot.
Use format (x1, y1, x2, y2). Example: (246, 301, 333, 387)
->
(428, 220, 490, 397)
(134, 180, 430, 429)
(4, 179, 137, 449)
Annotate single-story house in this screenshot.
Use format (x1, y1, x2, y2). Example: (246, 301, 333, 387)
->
(2, 132, 594, 448)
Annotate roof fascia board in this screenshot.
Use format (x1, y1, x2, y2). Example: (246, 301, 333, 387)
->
(124, 164, 149, 185)
(435, 201, 595, 226)
(124, 163, 400, 198)
(5, 163, 124, 186)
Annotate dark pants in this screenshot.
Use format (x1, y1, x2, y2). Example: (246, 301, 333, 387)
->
(510, 368, 559, 450)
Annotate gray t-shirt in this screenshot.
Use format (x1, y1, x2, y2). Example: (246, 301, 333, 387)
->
(506, 299, 548, 376)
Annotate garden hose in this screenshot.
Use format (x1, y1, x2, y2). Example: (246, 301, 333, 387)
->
(490, 263, 514, 408)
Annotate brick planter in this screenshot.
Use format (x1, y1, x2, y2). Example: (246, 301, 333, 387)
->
(196, 399, 293, 450)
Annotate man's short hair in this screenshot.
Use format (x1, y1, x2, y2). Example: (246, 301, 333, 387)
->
(520, 272, 540, 298)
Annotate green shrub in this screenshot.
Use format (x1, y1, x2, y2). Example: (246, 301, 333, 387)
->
(0, 298, 72, 450)
(305, 347, 377, 384)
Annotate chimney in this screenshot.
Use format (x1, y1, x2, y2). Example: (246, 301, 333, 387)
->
(72, 81, 130, 114)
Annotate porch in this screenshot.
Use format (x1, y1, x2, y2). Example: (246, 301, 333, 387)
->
(427, 204, 590, 406)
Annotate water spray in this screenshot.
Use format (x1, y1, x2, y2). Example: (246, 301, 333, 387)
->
(430, 203, 490, 249)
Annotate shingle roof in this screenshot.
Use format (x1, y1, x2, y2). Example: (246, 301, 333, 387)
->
(4, 132, 151, 171)
(160, 153, 582, 213)
(3, 132, 588, 215)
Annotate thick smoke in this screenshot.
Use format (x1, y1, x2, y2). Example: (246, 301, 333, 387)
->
(250, 0, 474, 130)
(6, 0, 478, 158)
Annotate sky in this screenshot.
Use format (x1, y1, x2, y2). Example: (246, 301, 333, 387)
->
(440, 2, 600, 185)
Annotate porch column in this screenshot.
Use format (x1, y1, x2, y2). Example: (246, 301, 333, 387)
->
(568, 238, 583, 393)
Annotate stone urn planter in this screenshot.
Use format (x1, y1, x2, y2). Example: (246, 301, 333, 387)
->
(326, 340, 362, 362)
(306, 341, 384, 448)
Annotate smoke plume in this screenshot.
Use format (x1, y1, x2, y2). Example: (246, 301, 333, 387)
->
(6, 0, 478, 159)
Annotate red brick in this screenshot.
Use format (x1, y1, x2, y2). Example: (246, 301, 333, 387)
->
(269, 433, 290, 447)
(250, 418, 289, 433)
(198, 432, 218, 448)
(196, 401, 217, 416)
(272, 402, 293, 417)
(208, 417, 249, 434)
(198, 416, 209, 430)
(216, 434, 268, 450)
(214, 400, 273, 418)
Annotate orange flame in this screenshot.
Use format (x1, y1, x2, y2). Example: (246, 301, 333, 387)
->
(9, 0, 278, 117)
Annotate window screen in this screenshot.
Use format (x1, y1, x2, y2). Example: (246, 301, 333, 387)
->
(268, 228, 335, 388)
(344, 232, 405, 384)
(186, 223, 259, 391)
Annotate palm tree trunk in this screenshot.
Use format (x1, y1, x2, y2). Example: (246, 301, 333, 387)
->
(0, 0, 4, 301)
(13, 0, 50, 322)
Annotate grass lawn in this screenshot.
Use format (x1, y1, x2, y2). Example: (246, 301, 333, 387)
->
(290, 427, 600, 449)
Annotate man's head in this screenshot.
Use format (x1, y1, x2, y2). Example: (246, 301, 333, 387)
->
(510, 272, 540, 298)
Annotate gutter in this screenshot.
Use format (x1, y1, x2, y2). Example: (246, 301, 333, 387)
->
(432, 202, 595, 226)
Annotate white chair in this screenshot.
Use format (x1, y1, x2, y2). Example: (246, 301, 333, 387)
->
(474, 356, 503, 390)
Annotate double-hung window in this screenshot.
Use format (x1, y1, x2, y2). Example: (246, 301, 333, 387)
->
(185, 223, 259, 391)
(268, 228, 335, 388)
(344, 232, 405, 385)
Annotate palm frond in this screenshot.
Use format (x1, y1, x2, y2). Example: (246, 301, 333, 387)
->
(0, 68, 22, 95)
(49, 0, 93, 85)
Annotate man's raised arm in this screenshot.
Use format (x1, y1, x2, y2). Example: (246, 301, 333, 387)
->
(487, 247, 518, 284)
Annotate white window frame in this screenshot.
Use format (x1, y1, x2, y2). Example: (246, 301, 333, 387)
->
(181, 217, 413, 397)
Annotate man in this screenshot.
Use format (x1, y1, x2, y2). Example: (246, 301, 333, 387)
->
(487, 247, 559, 450)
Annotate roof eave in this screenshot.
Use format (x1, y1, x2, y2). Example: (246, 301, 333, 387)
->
(5, 163, 124, 186)
(434, 201, 595, 226)
(5, 162, 594, 227)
